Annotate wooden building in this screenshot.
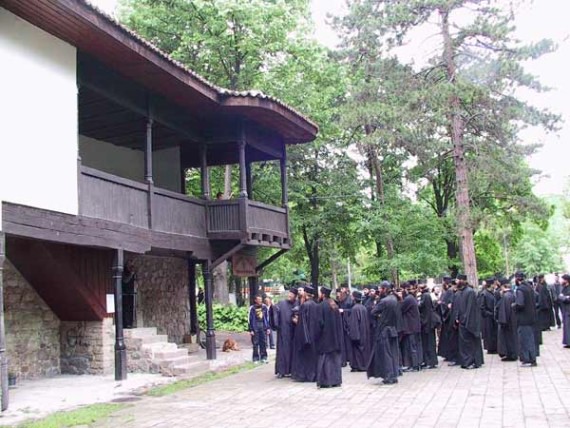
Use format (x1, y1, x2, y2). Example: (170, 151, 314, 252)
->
(0, 0, 317, 410)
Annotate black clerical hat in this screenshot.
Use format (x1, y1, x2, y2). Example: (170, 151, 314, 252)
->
(514, 271, 525, 279)
(290, 287, 298, 296)
(320, 286, 332, 297)
(457, 274, 467, 280)
(562, 274, 570, 282)
(443, 276, 452, 282)
(380, 280, 392, 289)
(352, 290, 362, 300)
(304, 285, 315, 295)
(408, 279, 417, 286)
(499, 278, 510, 286)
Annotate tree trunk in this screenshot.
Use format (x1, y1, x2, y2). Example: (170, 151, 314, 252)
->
(368, 145, 398, 285)
(212, 261, 230, 304)
(440, 8, 478, 287)
(302, 224, 319, 288)
(331, 257, 338, 290)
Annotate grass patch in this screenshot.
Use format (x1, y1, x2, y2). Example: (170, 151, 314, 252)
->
(146, 361, 258, 397)
(16, 403, 126, 428)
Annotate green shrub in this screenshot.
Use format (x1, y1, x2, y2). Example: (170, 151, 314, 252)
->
(197, 303, 249, 332)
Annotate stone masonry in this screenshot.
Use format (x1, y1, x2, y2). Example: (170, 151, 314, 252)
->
(128, 255, 190, 344)
(4, 260, 61, 380)
(60, 318, 114, 375)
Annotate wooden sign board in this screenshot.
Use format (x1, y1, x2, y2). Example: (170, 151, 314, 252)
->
(232, 254, 257, 277)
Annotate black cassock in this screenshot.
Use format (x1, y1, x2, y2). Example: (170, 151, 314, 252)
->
(316, 298, 343, 387)
(496, 290, 518, 360)
(291, 299, 320, 382)
(438, 289, 458, 362)
(558, 286, 570, 346)
(338, 295, 354, 366)
(479, 289, 498, 353)
(367, 294, 401, 382)
(348, 302, 372, 371)
(455, 286, 484, 368)
(419, 291, 438, 367)
(537, 282, 555, 331)
(400, 294, 422, 369)
(273, 299, 295, 376)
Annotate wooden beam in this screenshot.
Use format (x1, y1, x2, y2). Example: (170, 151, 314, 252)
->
(211, 243, 245, 270)
(256, 248, 288, 273)
(202, 261, 216, 360)
(188, 259, 198, 335)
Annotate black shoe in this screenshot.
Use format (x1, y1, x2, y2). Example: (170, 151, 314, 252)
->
(462, 364, 476, 370)
(270, 346, 275, 350)
(426, 365, 438, 369)
(530, 362, 537, 367)
(350, 368, 357, 372)
(447, 362, 459, 367)
(276, 374, 284, 379)
(382, 378, 398, 385)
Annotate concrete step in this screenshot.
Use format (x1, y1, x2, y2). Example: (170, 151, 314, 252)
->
(124, 327, 158, 338)
(172, 362, 210, 376)
(142, 342, 179, 353)
(152, 348, 189, 360)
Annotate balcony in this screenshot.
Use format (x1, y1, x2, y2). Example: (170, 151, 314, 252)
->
(78, 165, 290, 248)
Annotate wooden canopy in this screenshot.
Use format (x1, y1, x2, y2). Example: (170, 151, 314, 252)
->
(1, 0, 318, 149)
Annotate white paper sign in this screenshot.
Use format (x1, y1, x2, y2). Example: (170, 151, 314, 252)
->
(106, 294, 115, 313)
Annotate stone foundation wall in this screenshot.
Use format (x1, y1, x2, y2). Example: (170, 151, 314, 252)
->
(129, 255, 190, 343)
(4, 260, 61, 380)
(60, 318, 114, 375)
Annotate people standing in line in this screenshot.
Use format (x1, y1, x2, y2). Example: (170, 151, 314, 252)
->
(418, 284, 439, 369)
(400, 283, 422, 372)
(316, 286, 343, 388)
(536, 274, 555, 332)
(264, 296, 276, 350)
(551, 273, 563, 329)
(454, 274, 484, 369)
(496, 278, 519, 361)
(291, 285, 320, 382)
(558, 274, 570, 348)
(248, 295, 270, 364)
(479, 279, 498, 354)
(273, 288, 297, 378)
(348, 290, 372, 372)
(367, 282, 402, 385)
(513, 272, 538, 367)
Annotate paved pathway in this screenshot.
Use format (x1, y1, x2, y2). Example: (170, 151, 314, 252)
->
(92, 329, 570, 428)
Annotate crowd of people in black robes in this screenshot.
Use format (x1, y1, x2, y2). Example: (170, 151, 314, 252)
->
(250, 270, 570, 388)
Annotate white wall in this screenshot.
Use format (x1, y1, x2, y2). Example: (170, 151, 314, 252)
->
(79, 135, 144, 182)
(79, 135, 181, 193)
(0, 8, 78, 230)
(154, 146, 181, 193)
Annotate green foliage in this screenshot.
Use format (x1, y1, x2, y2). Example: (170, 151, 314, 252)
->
(512, 221, 564, 274)
(197, 303, 249, 332)
(17, 403, 126, 428)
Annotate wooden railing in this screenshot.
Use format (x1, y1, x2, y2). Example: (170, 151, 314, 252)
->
(79, 166, 290, 246)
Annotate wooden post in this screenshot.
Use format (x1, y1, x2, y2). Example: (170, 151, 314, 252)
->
(200, 145, 210, 200)
(188, 260, 198, 335)
(246, 161, 253, 200)
(280, 145, 288, 207)
(202, 261, 216, 360)
(238, 126, 248, 198)
(248, 276, 258, 306)
(0, 232, 9, 411)
(145, 118, 154, 229)
(113, 249, 127, 381)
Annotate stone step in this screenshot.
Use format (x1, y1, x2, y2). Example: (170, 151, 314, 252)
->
(152, 348, 189, 360)
(124, 327, 158, 338)
(171, 360, 211, 377)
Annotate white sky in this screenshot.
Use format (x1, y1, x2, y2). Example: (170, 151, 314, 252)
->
(94, 0, 569, 196)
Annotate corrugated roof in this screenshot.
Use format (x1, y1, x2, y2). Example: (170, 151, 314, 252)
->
(82, 0, 318, 131)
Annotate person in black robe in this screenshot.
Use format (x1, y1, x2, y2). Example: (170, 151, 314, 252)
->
(479, 279, 498, 354)
(419, 285, 438, 368)
(496, 278, 518, 361)
(400, 285, 422, 372)
(336, 286, 354, 367)
(438, 278, 457, 363)
(513, 272, 538, 366)
(558, 274, 570, 347)
(365, 286, 378, 344)
(367, 282, 401, 385)
(454, 275, 484, 369)
(348, 290, 372, 372)
(316, 286, 343, 388)
(291, 285, 320, 382)
(273, 288, 297, 378)
(536, 274, 555, 331)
